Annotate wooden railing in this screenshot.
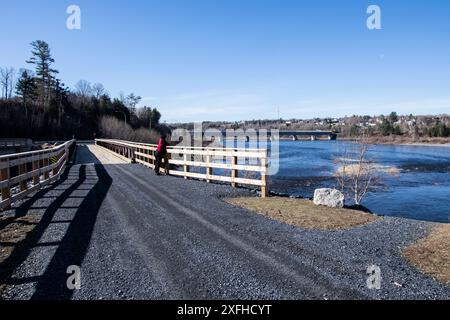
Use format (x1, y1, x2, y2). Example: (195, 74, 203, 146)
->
(0, 140, 76, 210)
(95, 139, 268, 197)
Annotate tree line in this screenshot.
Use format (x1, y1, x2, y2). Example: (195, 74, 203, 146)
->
(0, 40, 166, 142)
(180, 112, 450, 140)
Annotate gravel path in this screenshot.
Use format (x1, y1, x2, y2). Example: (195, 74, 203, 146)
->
(1, 143, 449, 300)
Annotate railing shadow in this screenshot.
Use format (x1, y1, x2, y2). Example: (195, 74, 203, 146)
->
(0, 145, 113, 300)
(0, 166, 84, 292)
(31, 164, 112, 299)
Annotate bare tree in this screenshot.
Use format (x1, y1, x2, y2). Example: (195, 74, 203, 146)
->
(98, 116, 159, 143)
(92, 83, 106, 99)
(119, 91, 127, 104)
(334, 137, 379, 206)
(75, 80, 92, 97)
(0, 67, 15, 99)
(8, 69, 16, 98)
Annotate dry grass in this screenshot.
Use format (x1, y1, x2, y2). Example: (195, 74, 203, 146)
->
(335, 163, 400, 177)
(0, 215, 39, 295)
(225, 197, 380, 231)
(403, 224, 450, 285)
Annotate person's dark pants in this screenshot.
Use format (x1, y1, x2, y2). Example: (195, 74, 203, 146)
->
(154, 151, 166, 174)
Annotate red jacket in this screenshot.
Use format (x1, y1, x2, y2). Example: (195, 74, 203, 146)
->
(156, 138, 167, 153)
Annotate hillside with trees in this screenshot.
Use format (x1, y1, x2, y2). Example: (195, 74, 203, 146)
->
(0, 40, 166, 142)
(169, 111, 450, 144)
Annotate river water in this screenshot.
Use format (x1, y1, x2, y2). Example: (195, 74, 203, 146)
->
(267, 141, 450, 223)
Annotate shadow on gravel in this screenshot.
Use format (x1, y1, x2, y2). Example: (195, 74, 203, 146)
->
(31, 164, 112, 299)
(0, 148, 113, 299)
(0, 166, 80, 293)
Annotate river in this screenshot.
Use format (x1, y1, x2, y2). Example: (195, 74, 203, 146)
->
(267, 140, 450, 223)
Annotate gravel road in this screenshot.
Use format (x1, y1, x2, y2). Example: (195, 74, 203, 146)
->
(1, 143, 449, 300)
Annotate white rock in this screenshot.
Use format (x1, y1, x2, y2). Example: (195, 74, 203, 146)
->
(313, 188, 345, 208)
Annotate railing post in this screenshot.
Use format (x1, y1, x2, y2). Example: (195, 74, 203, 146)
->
(164, 153, 170, 175)
(260, 156, 268, 198)
(231, 153, 237, 188)
(43, 156, 50, 180)
(19, 163, 28, 192)
(206, 154, 211, 183)
(0, 165, 11, 207)
(32, 155, 40, 186)
(183, 149, 189, 179)
(64, 144, 70, 167)
(53, 151, 60, 176)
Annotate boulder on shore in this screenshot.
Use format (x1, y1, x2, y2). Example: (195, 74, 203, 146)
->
(313, 188, 345, 208)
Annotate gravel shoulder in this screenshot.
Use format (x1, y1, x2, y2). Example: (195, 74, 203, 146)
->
(1, 144, 449, 300)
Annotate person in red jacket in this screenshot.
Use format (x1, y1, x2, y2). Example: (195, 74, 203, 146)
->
(154, 134, 167, 175)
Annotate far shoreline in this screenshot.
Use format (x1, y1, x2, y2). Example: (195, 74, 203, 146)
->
(337, 136, 450, 148)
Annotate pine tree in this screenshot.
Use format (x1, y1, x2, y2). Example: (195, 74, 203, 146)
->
(52, 78, 68, 128)
(15, 70, 37, 117)
(126, 93, 142, 112)
(26, 40, 59, 110)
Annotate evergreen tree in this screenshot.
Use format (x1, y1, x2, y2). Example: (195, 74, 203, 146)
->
(26, 40, 59, 110)
(379, 119, 393, 136)
(389, 111, 399, 123)
(126, 93, 142, 112)
(15, 70, 37, 117)
(150, 108, 161, 128)
(51, 78, 69, 127)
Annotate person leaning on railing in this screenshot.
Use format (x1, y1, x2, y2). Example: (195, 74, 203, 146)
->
(154, 134, 168, 175)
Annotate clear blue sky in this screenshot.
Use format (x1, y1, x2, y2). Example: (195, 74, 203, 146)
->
(1, 0, 449, 122)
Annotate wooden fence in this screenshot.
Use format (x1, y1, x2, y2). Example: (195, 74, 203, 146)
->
(0, 140, 76, 210)
(95, 139, 268, 197)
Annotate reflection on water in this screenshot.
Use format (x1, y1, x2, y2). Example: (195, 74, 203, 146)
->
(269, 141, 450, 223)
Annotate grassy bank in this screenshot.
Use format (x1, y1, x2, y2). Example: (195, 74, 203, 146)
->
(403, 224, 450, 285)
(225, 197, 380, 231)
(0, 214, 39, 296)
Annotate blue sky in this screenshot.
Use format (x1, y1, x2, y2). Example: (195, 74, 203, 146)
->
(1, 0, 450, 122)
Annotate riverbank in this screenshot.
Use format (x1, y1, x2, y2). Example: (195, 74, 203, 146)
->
(338, 135, 450, 147)
(228, 195, 450, 289)
(403, 223, 450, 285)
(225, 197, 379, 230)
